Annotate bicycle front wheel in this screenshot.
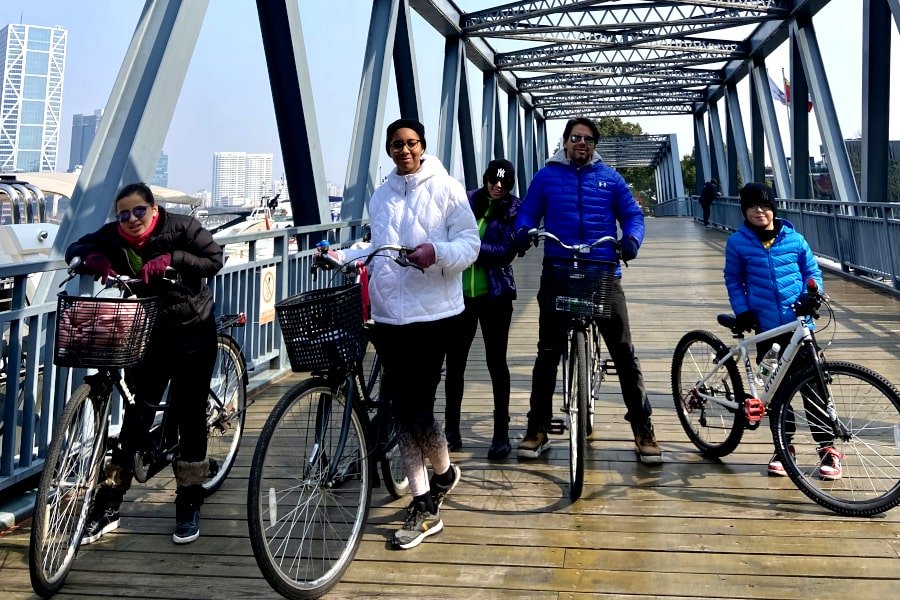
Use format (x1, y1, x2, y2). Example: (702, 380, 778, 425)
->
(204, 333, 247, 495)
(587, 321, 603, 437)
(568, 329, 588, 501)
(247, 378, 371, 599)
(30, 384, 110, 597)
(772, 361, 900, 517)
(671, 330, 746, 457)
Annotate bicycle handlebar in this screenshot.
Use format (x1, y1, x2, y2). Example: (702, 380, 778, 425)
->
(313, 241, 424, 276)
(527, 228, 622, 260)
(63, 256, 180, 292)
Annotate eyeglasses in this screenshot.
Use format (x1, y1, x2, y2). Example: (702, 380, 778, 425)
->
(389, 139, 421, 152)
(746, 204, 774, 212)
(487, 177, 509, 188)
(569, 134, 597, 146)
(116, 205, 151, 223)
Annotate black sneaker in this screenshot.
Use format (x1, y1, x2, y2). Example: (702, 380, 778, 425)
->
(173, 506, 200, 544)
(429, 463, 461, 506)
(391, 500, 443, 550)
(81, 507, 120, 545)
(487, 436, 511, 460)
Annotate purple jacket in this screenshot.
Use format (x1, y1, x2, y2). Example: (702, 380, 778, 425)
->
(467, 187, 519, 300)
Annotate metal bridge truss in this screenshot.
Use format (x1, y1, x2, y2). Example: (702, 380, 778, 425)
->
(45, 0, 899, 269)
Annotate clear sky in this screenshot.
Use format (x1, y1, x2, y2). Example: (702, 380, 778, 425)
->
(2, 0, 897, 195)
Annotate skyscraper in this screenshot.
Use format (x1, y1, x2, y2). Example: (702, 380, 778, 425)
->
(211, 152, 273, 207)
(0, 24, 67, 173)
(69, 109, 102, 171)
(153, 151, 168, 187)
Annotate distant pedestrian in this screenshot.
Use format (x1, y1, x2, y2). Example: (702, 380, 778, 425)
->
(699, 179, 718, 226)
(444, 159, 520, 460)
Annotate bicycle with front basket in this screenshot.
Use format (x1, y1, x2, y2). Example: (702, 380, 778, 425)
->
(526, 228, 619, 501)
(29, 260, 248, 597)
(671, 279, 900, 516)
(246, 243, 418, 599)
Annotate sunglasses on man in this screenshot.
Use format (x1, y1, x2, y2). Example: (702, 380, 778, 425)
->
(568, 134, 597, 146)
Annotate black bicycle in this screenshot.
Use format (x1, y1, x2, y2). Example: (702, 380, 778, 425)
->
(247, 243, 417, 599)
(29, 261, 248, 597)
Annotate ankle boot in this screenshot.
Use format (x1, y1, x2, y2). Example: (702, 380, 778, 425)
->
(487, 413, 511, 460)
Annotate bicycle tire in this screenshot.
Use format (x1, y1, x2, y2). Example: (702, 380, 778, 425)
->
(30, 384, 110, 597)
(247, 378, 371, 599)
(204, 333, 247, 495)
(671, 330, 746, 457)
(587, 321, 602, 437)
(366, 354, 409, 499)
(772, 361, 900, 517)
(568, 329, 588, 501)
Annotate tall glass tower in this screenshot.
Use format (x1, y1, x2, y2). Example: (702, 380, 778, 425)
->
(0, 24, 67, 173)
(69, 109, 103, 171)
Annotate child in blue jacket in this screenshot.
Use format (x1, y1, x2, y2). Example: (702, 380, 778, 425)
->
(724, 183, 838, 479)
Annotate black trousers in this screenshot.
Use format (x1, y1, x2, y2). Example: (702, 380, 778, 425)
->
(373, 317, 454, 439)
(444, 295, 513, 437)
(101, 318, 217, 508)
(700, 200, 712, 225)
(527, 269, 651, 431)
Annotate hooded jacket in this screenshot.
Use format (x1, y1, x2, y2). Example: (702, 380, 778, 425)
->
(463, 186, 519, 300)
(514, 147, 644, 276)
(65, 207, 223, 327)
(340, 154, 480, 325)
(724, 219, 823, 332)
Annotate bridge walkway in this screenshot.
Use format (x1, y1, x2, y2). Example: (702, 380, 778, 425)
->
(1, 216, 899, 598)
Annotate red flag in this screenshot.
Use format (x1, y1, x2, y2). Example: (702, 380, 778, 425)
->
(783, 74, 813, 112)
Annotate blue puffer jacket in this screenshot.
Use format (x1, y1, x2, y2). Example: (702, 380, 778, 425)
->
(515, 148, 644, 277)
(724, 219, 823, 332)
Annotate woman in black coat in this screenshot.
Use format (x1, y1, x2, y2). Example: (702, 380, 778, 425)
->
(65, 182, 223, 545)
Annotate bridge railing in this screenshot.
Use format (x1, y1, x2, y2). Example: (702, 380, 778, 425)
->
(655, 196, 900, 292)
(0, 219, 366, 492)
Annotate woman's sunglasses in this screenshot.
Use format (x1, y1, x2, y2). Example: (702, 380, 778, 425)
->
(116, 205, 151, 223)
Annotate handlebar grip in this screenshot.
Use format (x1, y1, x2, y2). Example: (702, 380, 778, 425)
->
(806, 278, 818, 294)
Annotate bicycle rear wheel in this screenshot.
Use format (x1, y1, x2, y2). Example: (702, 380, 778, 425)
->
(247, 378, 371, 599)
(204, 333, 247, 495)
(364, 352, 408, 499)
(568, 329, 588, 501)
(671, 330, 746, 457)
(772, 361, 900, 517)
(30, 384, 110, 597)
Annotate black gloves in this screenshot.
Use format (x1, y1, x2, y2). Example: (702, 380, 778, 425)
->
(734, 310, 757, 333)
(619, 236, 639, 261)
(513, 228, 535, 255)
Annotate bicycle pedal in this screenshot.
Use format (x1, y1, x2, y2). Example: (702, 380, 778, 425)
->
(602, 359, 617, 376)
(744, 397, 766, 424)
(547, 418, 566, 435)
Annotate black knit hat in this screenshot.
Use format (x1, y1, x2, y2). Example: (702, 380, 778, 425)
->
(484, 158, 515, 189)
(385, 118, 426, 155)
(739, 182, 777, 216)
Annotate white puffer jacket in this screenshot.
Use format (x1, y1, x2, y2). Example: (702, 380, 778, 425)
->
(340, 155, 479, 325)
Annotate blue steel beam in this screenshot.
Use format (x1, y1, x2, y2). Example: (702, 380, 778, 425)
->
(437, 36, 463, 167)
(257, 0, 329, 226)
(861, 0, 892, 204)
(38, 0, 208, 305)
(458, 57, 478, 191)
(506, 93, 520, 181)
(342, 0, 400, 221)
(480, 71, 498, 170)
(394, 1, 423, 121)
(791, 15, 859, 203)
(789, 35, 811, 200)
(708, 101, 728, 191)
(693, 114, 711, 189)
(724, 81, 752, 184)
(750, 61, 790, 197)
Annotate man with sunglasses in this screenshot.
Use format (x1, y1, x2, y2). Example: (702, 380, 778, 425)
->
(513, 117, 661, 464)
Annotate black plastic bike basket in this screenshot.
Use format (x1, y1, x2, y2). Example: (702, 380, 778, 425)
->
(550, 259, 616, 318)
(54, 294, 159, 368)
(277, 283, 365, 372)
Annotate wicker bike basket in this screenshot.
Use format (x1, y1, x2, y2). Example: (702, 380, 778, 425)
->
(276, 283, 365, 372)
(54, 294, 159, 368)
(549, 259, 616, 318)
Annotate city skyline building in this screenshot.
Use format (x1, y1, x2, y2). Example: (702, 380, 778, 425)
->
(0, 23, 67, 173)
(153, 151, 168, 187)
(211, 151, 273, 207)
(68, 108, 101, 171)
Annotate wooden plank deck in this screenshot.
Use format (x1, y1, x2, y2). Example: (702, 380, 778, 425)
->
(2, 217, 899, 599)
